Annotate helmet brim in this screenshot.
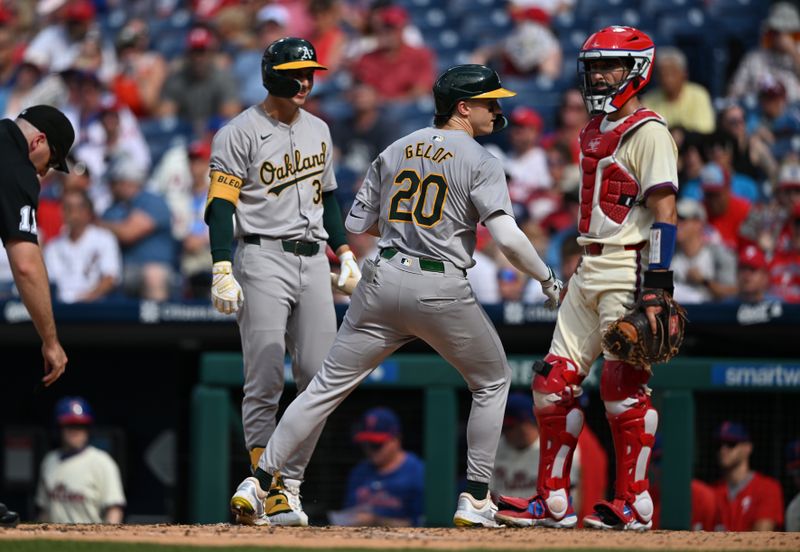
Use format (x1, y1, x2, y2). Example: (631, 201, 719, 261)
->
(272, 60, 328, 70)
(470, 87, 516, 100)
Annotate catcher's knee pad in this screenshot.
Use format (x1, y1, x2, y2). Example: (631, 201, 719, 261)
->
(599, 359, 651, 404)
(531, 355, 585, 519)
(604, 384, 658, 521)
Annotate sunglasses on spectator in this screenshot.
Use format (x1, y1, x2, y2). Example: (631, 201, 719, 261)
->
(361, 441, 386, 453)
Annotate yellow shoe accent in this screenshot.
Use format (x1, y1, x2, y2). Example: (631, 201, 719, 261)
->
(265, 490, 293, 516)
(231, 496, 255, 516)
(454, 517, 479, 527)
(249, 447, 265, 473)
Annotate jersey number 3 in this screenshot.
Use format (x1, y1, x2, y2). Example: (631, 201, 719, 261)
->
(388, 169, 448, 227)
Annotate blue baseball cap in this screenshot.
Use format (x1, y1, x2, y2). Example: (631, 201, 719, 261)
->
(503, 392, 536, 428)
(353, 407, 401, 444)
(716, 421, 750, 444)
(55, 397, 94, 426)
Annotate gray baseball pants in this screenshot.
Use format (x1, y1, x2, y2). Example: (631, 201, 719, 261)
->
(235, 237, 337, 480)
(259, 251, 511, 483)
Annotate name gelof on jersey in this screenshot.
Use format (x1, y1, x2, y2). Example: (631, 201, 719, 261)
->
(404, 142, 453, 164)
(260, 142, 327, 194)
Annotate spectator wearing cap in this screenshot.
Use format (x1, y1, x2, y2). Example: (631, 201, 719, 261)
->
(688, 162, 751, 251)
(491, 392, 581, 509)
(351, 5, 435, 102)
(643, 47, 715, 134)
(730, 2, 800, 103)
(672, 198, 737, 303)
(35, 397, 125, 524)
(750, 76, 800, 162)
(769, 202, 800, 303)
(713, 421, 784, 531)
(26, 0, 118, 84)
(785, 439, 800, 531)
(471, 6, 561, 80)
(334, 407, 424, 527)
(111, 18, 168, 118)
(736, 245, 779, 304)
(233, 5, 290, 106)
(505, 107, 553, 213)
(44, 188, 121, 303)
(99, 153, 176, 301)
(158, 26, 241, 135)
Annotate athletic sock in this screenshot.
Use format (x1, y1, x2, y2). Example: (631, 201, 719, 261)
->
(254, 468, 272, 491)
(465, 480, 488, 501)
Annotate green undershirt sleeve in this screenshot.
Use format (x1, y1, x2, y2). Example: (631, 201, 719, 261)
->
(322, 191, 347, 252)
(205, 198, 236, 263)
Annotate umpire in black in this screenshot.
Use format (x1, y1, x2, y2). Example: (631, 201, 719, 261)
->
(0, 105, 74, 527)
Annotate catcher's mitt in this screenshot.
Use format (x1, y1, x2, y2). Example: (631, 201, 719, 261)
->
(603, 288, 688, 366)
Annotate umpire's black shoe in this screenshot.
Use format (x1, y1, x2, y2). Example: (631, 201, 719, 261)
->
(0, 502, 19, 528)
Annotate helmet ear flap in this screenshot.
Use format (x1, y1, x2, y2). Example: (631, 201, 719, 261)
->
(261, 55, 302, 97)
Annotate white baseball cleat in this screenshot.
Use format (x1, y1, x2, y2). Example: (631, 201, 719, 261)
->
(230, 477, 270, 526)
(265, 472, 309, 527)
(453, 491, 499, 527)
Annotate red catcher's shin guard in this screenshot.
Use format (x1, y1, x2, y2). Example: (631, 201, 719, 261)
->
(531, 354, 585, 519)
(600, 360, 657, 522)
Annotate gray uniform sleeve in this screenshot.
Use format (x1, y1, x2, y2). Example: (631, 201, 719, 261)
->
(210, 124, 252, 180)
(345, 157, 381, 233)
(470, 156, 514, 223)
(322, 124, 337, 192)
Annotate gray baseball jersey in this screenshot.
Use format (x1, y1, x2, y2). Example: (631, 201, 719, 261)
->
(259, 126, 515, 487)
(355, 127, 514, 268)
(209, 104, 338, 480)
(208, 105, 337, 241)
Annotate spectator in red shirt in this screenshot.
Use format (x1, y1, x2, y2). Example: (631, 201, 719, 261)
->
(737, 245, 780, 304)
(770, 203, 800, 302)
(699, 163, 751, 251)
(713, 421, 784, 531)
(351, 5, 435, 102)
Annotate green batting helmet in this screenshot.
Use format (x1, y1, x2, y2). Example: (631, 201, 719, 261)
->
(262, 37, 328, 98)
(433, 64, 516, 132)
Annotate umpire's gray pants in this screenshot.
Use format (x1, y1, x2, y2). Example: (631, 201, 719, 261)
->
(235, 238, 336, 480)
(260, 252, 511, 483)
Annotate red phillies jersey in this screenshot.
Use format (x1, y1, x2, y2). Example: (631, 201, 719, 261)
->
(706, 195, 751, 251)
(691, 479, 718, 531)
(714, 472, 784, 531)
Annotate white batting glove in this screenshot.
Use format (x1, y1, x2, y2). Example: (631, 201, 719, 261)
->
(540, 265, 564, 311)
(337, 250, 361, 287)
(211, 261, 244, 314)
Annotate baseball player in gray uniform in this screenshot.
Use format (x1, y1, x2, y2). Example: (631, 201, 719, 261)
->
(230, 64, 563, 527)
(208, 37, 360, 526)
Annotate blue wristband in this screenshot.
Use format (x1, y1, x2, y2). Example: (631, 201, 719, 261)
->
(648, 222, 676, 270)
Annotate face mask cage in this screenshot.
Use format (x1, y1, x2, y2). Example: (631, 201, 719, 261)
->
(577, 54, 647, 115)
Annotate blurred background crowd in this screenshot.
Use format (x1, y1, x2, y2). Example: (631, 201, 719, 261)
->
(0, 0, 797, 307)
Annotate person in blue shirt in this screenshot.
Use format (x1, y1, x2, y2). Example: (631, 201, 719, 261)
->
(100, 153, 176, 301)
(334, 407, 424, 527)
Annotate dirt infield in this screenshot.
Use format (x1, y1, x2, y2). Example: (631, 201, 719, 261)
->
(1, 524, 799, 550)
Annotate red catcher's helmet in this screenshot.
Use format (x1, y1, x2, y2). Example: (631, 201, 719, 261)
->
(578, 26, 655, 116)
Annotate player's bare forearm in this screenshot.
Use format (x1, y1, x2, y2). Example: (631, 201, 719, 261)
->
(6, 240, 59, 344)
(646, 188, 677, 241)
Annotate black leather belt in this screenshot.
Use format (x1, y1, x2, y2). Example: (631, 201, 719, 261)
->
(243, 235, 320, 256)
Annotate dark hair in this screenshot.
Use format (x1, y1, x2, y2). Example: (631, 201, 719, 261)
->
(433, 114, 450, 127)
(62, 188, 94, 214)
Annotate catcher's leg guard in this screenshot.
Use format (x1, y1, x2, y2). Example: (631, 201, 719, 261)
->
(597, 360, 657, 525)
(530, 354, 585, 520)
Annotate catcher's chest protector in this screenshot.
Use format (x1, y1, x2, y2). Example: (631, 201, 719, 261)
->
(578, 109, 664, 238)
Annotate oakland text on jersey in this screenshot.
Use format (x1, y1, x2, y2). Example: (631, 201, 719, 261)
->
(260, 142, 328, 196)
(403, 141, 454, 164)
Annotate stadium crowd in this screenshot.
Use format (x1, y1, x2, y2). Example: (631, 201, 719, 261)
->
(0, 0, 796, 307)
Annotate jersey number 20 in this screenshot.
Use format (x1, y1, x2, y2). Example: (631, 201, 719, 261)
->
(388, 170, 448, 227)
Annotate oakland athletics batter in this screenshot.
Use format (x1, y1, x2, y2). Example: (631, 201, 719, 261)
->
(207, 37, 360, 527)
(230, 64, 563, 527)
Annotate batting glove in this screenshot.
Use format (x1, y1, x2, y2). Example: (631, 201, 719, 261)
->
(211, 261, 244, 314)
(337, 250, 361, 287)
(540, 265, 564, 311)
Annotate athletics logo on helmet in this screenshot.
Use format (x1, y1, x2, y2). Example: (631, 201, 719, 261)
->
(577, 26, 655, 116)
(433, 64, 516, 133)
(261, 37, 328, 98)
